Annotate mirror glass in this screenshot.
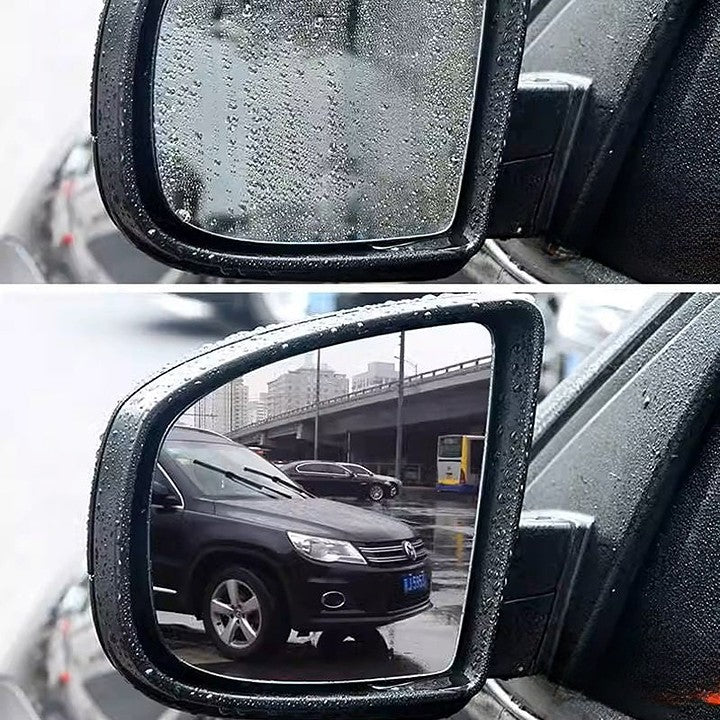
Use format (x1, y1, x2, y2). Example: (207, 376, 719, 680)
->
(150, 323, 492, 682)
(153, 0, 486, 244)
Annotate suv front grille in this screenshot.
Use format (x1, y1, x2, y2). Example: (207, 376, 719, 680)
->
(358, 538, 426, 566)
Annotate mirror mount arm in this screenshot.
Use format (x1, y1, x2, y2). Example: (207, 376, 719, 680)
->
(487, 73, 592, 240)
(488, 511, 594, 680)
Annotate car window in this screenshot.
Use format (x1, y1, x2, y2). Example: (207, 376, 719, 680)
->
(161, 439, 305, 499)
(317, 462, 349, 475)
(344, 464, 372, 476)
(296, 462, 329, 474)
(152, 466, 171, 492)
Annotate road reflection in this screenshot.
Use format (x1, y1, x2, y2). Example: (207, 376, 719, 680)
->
(158, 489, 477, 681)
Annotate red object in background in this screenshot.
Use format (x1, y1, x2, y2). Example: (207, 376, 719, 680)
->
(60, 179, 75, 199)
(58, 671, 71, 686)
(60, 233, 74, 247)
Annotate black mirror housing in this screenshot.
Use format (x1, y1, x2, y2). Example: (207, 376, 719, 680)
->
(91, 0, 529, 281)
(151, 481, 179, 508)
(87, 294, 543, 719)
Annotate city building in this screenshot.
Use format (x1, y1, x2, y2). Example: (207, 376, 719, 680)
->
(180, 378, 249, 434)
(266, 358, 349, 417)
(352, 361, 399, 392)
(228, 379, 250, 430)
(247, 392, 269, 425)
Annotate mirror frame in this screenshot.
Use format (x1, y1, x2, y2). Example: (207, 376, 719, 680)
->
(87, 293, 543, 719)
(91, 0, 529, 281)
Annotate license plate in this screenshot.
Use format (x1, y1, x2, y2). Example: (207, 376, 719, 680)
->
(402, 571, 428, 595)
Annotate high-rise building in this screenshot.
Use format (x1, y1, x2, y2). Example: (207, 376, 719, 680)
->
(247, 392, 269, 425)
(180, 378, 249, 434)
(352, 361, 399, 392)
(266, 360, 349, 417)
(228, 379, 250, 430)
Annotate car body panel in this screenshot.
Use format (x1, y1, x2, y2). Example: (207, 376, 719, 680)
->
(150, 427, 429, 631)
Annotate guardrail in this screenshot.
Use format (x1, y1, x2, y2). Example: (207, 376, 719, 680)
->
(234, 355, 492, 434)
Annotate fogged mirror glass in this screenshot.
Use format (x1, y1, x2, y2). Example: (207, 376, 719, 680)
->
(153, 0, 485, 243)
(150, 323, 492, 681)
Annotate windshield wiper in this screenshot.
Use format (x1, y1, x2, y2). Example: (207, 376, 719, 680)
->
(192, 460, 292, 499)
(243, 466, 314, 498)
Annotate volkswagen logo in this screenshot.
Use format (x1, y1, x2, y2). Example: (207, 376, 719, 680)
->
(403, 540, 417, 561)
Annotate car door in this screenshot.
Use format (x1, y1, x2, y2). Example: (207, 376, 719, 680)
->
(485, 294, 720, 720)
(292, 462, 329, 495)
(293, 462, 351, 496)
(320, 462, 358, 496)
(149, 464, 186, 597)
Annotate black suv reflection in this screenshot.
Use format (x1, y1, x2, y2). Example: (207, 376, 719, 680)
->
(151, 427, 431, 660)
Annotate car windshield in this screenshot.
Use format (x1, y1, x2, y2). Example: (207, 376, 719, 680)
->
(162, 439, 307, 500)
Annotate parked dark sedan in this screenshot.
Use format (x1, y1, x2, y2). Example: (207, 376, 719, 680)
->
(280, 461, 399, 501)
(151, 427, 431, 660)
(339, 463, 402, 499)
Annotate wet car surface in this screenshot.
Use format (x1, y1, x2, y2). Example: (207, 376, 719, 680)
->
(157, 489, 477, 680)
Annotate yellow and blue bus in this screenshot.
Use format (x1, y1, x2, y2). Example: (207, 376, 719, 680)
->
(436, 434, 485, 493)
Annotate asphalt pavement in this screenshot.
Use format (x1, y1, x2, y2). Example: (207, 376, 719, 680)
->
(156, 489, 478, 681)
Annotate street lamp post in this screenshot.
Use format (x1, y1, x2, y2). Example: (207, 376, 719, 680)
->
(314, 349, 321, 460)
(395, 355, 418, 376)
(394, 332, 405, 481)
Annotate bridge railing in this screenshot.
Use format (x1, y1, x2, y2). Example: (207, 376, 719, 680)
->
(234, 355, 492, 434)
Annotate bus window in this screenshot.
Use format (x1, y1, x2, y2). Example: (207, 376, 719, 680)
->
(438, 435, 462, 459)
(437, 435, 484, 493)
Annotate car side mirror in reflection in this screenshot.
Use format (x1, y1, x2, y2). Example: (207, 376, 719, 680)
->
(91, 0, 529, 281)
(151, 481, 181, 509)
(88, 294, 547, 720)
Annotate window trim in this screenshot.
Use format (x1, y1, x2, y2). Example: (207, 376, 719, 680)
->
(296, 462, 351, 477)
(152, 463, 185, 509)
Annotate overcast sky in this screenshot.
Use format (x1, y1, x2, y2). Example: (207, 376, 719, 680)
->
(238, 323, 492, 399)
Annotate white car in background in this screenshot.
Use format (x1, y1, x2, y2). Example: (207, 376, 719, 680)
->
(48, 135, 184, 283)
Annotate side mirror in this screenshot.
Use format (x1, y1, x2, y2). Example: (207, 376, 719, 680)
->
(150, 480, 180, 509)
(88, 294, 544, 720)
(91, 0, 529, 281)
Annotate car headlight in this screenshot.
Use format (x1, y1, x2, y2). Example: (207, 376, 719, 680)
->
(287, 532, 366, 565)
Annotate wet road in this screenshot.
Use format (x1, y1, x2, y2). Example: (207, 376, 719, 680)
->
(157, 489, 478, 681)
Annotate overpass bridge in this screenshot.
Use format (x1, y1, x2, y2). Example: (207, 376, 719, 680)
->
(230, 357, 491, 485)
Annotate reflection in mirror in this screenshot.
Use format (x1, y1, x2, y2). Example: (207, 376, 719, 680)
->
(150, 323, 492, 682)
(153, 0, 485, 243)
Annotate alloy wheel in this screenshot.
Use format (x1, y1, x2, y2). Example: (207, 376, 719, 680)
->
(209, 578, 262, 649)
(369, 484, 385, 501)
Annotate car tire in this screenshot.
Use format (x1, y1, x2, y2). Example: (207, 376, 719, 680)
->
(201, 565, 289, 660)
(388, 484, 399, 499)
(368, 483, 385, 502)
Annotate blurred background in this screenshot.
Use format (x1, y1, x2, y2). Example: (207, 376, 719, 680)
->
(0, 0, 100, 227)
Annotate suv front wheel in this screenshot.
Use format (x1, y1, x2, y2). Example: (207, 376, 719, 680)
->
(201, 565, 290, 660)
